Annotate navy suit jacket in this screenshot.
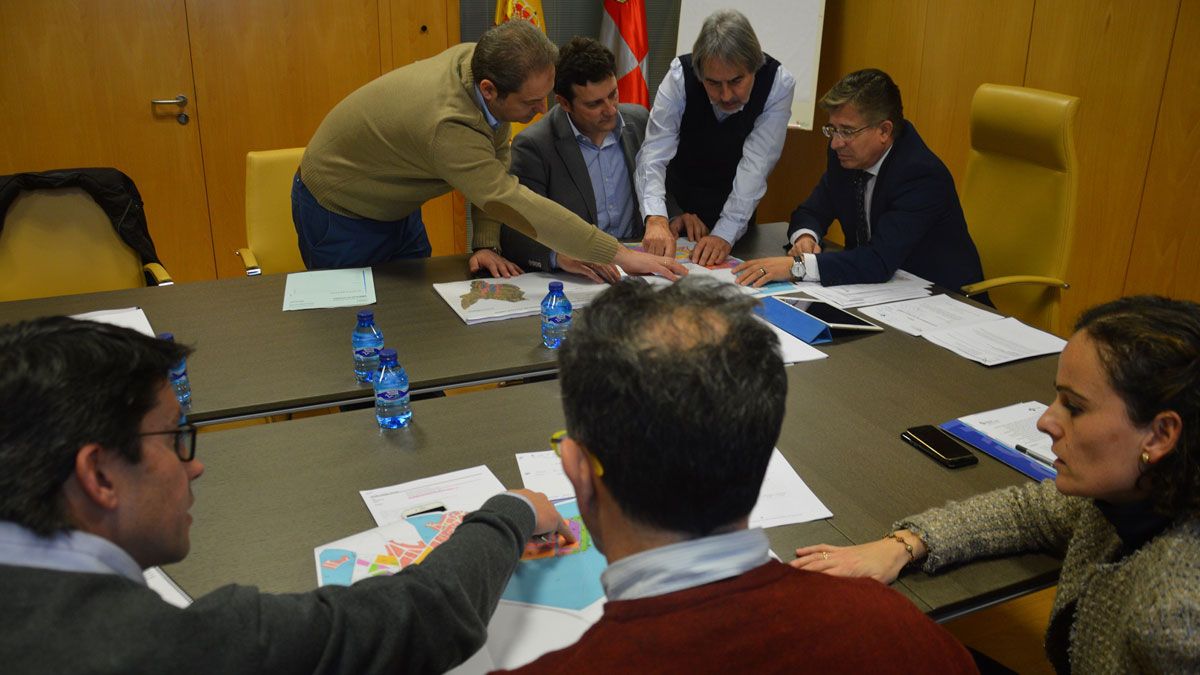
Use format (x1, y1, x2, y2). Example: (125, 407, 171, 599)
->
(499, 103, 648, 271)
(787, 120, 983, 290)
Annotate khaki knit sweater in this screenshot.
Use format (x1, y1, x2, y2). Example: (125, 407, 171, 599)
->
(899, 480, 1200, 673)
(299, 43, 619, 264)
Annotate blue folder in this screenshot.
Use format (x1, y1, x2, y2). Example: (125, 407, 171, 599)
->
(754, 296, 832, 345)
(938, 418, 1057, 481)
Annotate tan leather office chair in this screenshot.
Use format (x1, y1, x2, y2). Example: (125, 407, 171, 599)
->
(0, 188, 172, 302)
(238, 147, 306, 275)
(960, 84, 1080, 334)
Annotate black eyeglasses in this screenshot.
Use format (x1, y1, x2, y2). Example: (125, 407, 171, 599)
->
(137, 423, 198, 462)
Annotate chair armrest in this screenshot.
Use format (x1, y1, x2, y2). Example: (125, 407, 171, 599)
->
(961, 275, 1070, 296)
(236, 248, 262, 276)
(143, 263, 174, 286)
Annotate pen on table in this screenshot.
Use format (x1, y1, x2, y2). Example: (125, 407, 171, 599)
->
(1016, 444, 1055, 468)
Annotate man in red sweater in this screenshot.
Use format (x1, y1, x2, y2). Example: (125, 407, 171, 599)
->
(501, 277, 976, 674)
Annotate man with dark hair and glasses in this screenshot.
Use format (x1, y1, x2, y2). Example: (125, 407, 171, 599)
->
(498, 278, 974, 673)
(0, 316, 571, 674)
(734, 68, 984, 292)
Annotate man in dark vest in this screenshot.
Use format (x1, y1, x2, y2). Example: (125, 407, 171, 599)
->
(635, 9, 795, 265)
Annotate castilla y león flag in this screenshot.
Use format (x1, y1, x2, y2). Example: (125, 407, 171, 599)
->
(600, 0, 650, 107)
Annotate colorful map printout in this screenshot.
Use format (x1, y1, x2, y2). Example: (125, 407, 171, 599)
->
(625, 239, 801, 298)
(433, 272, 610, 325)
(501, 500, 606, 610)
(314, 519, 430, 587)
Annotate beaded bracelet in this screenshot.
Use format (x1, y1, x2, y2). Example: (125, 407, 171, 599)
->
(883, 531, 916, 565)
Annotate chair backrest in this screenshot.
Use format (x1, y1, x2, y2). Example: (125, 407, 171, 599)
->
(0, 188, 147, 301)
(245, 148, 306, 274)
(962, 84, 1080, 334)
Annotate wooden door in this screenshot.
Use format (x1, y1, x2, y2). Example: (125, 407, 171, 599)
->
(186, 0, 463, 279)
(0, 0, 216, 282)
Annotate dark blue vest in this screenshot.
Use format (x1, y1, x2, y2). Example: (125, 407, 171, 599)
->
(665, 53, 780, 229)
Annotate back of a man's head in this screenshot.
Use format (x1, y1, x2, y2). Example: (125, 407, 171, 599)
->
(0, 317, 188, 535)
(553, 36, 616, 102)
(472, 19, 559, 96)
(558, 278, 786, 537)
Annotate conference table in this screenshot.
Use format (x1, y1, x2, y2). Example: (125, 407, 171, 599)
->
(0, 222, 1061, 622)
(164, 312, 1060, 622)
(0, 223, 791, 424)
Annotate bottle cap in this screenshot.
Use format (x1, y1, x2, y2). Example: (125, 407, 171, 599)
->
(549, 281, 564, 291)
(357, 310, 375, 322)
(158, 332, 175, 342)
(379, 348, 398, 365)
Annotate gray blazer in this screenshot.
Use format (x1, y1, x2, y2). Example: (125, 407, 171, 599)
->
(500, 103, 649, 271)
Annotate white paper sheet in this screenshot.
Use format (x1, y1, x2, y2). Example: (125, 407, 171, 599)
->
(516, 450, 576, 501)
(282, 268, 376, 311)
(923, 317, 1067, 366)
(959, 401, 1055, 463)
(72, 307, 155, 337)
(433, 272, 609, 325)
(859, 294, 1000, 336)
(360, 465, 507, 526)
(143, 566, 192, 607)
(748, 449, 833, 528)
(803, 279, 932, 309)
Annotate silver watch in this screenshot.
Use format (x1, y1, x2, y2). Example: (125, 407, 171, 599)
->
(790, 256, 806, 281)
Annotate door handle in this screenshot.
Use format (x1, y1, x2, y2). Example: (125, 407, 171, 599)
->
(151, 94, 188, 106)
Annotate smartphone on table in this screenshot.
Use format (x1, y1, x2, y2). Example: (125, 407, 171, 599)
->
(902, 425, 978, 468)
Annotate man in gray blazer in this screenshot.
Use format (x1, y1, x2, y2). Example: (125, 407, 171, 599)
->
(500, 37, 649, 284)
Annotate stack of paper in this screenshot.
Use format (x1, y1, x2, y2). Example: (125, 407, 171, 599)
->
(802, 270, 933, 308)
(860, 294, 1067, 366)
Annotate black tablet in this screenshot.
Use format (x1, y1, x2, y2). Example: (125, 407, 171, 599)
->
(776, 296, 883, 332)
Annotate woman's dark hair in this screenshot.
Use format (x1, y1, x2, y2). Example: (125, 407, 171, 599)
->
(1076, 295, 1200, 516)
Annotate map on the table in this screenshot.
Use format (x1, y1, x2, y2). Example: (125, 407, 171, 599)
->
(433, 272, 609, 325)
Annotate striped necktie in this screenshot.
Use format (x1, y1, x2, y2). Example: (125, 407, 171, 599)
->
(852, 170, 871, 246)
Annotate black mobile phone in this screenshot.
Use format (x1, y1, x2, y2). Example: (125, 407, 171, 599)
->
(902, 425, 978, 468)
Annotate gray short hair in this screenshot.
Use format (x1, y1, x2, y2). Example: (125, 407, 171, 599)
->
(819, 69, 904, 128)
(472, 20, 558, 96)
(692, 9, 764, 78)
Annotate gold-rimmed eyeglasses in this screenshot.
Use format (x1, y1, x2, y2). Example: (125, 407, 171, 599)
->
(820, 123, 874, 141)
(550, 430, 604, 477)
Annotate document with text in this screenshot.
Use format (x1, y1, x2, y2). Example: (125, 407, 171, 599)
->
(922, 316, 1067, 366)
(360, 465, 506, 526)
(282, 268, 376, 311)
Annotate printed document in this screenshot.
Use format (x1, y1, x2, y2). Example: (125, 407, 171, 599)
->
(282, 268, 376, 311)
(923, 317, 1067, 366)
(360, 465, 506, 526)
(72, 307, 155, 336)
(959, 401, 1055, 462)
(859, 293, 1000, 336)
(803, 270, 932, 308)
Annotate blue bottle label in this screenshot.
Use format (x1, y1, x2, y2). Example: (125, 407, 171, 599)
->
(377, 388, 409, 402)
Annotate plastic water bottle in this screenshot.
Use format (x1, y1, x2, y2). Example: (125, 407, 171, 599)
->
(374, 348, 412, 429)
(540, 282, 572, 349)
(157, 332, 192, 406)
(352, 310, 385, 382)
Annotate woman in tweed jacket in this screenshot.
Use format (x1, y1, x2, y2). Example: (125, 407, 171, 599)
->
(794, 295, 1200, 673)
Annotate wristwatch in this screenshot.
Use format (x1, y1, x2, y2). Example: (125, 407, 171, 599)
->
(790, 256, 806, 281)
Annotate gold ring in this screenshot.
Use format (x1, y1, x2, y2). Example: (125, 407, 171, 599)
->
(758, 267, 767, 276)
(821, 551, 829, 560)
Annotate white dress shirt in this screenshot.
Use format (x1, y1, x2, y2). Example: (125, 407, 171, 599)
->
(636, 57, 796, 245)
(601, 528, 771, 601)
(791, 144, 893, 281)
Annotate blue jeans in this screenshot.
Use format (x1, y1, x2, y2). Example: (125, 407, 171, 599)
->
(291, 173, 431, 269)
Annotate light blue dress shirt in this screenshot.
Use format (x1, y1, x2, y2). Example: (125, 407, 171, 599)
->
(601, 527, 771, 601)
(549, 112, 635, 268)
(0, 520, 145, 584)
(473, 85, 502, 131)
(636, 57, 796, 245)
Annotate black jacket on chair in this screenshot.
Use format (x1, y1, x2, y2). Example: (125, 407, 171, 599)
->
(0, 168, 163, 272)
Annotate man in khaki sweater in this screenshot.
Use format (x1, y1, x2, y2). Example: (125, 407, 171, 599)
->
(295, 20, 683, 280)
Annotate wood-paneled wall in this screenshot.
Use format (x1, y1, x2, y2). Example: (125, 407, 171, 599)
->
(760, 0, 1199, 334)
